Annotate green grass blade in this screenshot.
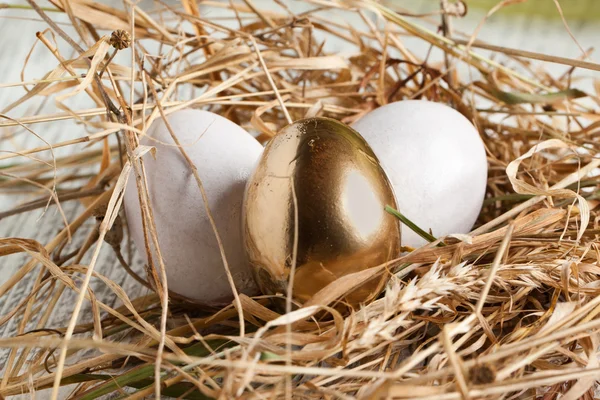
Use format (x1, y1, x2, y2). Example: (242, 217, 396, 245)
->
(121, 380, 213, 400)
(78, 364, 155, 400)
(77, 339, 230, 400)
(489, 88, 587, 105)
(385, 205, 440, 244)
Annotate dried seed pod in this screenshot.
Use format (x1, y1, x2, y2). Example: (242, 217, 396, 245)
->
(109, 29, 131, 50)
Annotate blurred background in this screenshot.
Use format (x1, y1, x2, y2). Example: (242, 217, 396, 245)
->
(388, 0, 598, 77)
(2, 0, 598, 114)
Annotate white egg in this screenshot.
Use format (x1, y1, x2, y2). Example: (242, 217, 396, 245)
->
(352, 100, 487, 248)
(124, 109, 263, 306)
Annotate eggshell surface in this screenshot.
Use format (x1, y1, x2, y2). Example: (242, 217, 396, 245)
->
(124, 109, 262, 306)
(243, 117, 400, 305)
(352, 100, 487, 248)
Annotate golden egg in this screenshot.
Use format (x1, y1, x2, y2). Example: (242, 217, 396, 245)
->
(242, 117, 401, 305)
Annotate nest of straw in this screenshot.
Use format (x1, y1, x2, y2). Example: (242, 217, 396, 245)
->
(1, 0, 600, 398)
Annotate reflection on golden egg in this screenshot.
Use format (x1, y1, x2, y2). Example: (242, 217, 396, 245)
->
(242, 117, 401, 305)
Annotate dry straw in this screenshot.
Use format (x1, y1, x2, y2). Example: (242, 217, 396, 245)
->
(1, 0, 600, 398)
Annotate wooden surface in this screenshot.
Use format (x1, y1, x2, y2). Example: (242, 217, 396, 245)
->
(0, 1, 599, 398)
